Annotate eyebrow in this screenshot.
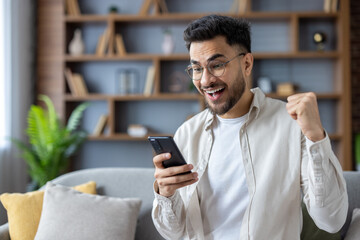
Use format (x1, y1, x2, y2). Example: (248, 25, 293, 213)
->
(190, 53, 225, 65)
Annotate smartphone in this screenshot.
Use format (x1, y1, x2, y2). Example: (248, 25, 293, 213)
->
(148, 136, 190, 171)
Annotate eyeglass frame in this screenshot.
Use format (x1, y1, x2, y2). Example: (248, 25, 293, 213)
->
(185, 52, 247, 81)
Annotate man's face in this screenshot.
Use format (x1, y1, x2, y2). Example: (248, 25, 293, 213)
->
(189, 36, 247, 117)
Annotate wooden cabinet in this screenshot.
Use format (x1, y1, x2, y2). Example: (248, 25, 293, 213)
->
(37, 0, 351, 168)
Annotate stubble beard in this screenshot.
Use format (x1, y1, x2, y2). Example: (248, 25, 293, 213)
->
(205, 76, 246, 116)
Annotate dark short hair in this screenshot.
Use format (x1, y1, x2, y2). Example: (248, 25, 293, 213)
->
(183, 14, 251, 53)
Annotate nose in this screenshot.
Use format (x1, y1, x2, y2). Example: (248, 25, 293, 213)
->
(200, 68, 216, 87)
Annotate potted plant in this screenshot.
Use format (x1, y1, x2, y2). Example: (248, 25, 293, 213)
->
(12, 95, 89, 189)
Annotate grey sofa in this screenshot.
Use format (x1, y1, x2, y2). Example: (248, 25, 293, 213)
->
(0, 167, 164, 240)
(0, 168, 359, 240)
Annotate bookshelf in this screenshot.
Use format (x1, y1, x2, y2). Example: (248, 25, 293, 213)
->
(36, 0, 351, 169)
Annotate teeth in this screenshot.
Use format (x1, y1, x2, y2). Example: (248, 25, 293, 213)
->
(206, 88, 224, 94)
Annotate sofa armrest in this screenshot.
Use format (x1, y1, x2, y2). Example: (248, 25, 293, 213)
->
(0, 223, 9, 240)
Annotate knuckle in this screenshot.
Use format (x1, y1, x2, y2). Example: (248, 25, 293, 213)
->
(307, 92, 316, 100)
(163, 186, 171, 193)
(173, 176, 181, 183)
(168, 168, 176, 176)
(158, 180, 165, 186)
(153, 155, 162, 163)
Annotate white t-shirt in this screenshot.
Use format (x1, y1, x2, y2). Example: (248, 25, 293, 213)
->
(197, 114, 249, 240)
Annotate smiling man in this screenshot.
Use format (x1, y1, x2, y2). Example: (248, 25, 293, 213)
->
(151, 15, 348, 240)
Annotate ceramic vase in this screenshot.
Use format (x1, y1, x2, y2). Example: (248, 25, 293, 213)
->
(69, 28, 85, 55)
(162, 33, 175, 55)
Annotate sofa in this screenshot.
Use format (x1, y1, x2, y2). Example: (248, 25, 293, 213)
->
(0, 168, 359, 240)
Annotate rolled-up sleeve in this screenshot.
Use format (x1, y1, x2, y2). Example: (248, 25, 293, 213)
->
(301, 132, 348, 233)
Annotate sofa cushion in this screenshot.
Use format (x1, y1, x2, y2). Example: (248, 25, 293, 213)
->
(0, 181, 96, 240)
(344, 208, 360, 240)
(34, 182, 142, 240)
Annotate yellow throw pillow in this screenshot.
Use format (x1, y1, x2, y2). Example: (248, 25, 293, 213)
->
(0, 181, 96, 240)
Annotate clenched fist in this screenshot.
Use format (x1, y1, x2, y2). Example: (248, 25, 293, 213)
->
(286, 92, 325, 142)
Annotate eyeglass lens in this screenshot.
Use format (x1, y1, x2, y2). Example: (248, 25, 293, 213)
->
(187, 60, 226, 80)
(186, 53, 245, 80)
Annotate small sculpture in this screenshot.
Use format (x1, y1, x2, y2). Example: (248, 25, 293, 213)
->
(69, 28, 85, 55)
(162, 29, 175, 55)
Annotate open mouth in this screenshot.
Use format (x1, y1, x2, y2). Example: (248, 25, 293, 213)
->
(205, 87, 225, 100)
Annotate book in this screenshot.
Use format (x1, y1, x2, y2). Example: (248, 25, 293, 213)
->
(323, 0, 332, 13)
(107, 25, 114, 56)
(92, 115, 108, 136)
(71, 0, 81, 16)
(95, 34, 105, 56)
(95, 28, 112, 56)
(72, 73, 88, 96)
(64, 68, 79, 96)
(229, 0, 248, 14)
(139, 0, 153, 15)
(115, 34, 127, 56)
(331, 0, 338, 12)
(66, 0, 81, 16)
(143, 65, 155, 96)
(156, 0, 168, 13)
(238, 0, 248, 14)
(65, 0, 74, 15)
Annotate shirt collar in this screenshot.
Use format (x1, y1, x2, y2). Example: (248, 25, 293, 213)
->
(203, 87, 265, 131)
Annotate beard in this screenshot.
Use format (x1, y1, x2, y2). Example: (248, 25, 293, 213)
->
(204, 75, 246, 116)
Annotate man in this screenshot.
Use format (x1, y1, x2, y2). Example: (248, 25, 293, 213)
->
(152, 15, 348, 240)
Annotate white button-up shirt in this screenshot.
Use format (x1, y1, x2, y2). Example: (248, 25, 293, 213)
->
(152, 88, 348, 240)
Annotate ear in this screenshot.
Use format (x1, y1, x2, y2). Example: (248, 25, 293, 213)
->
(243, 53, 254, 77)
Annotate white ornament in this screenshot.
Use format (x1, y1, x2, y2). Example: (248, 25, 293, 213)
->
(69, 29, 85, 55)
(162, 33, 175, 55)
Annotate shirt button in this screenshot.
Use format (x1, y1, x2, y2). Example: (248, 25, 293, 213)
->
(315, 176, 323, 183)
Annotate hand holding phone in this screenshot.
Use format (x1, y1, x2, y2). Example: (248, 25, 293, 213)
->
(149, 136, 198, 197)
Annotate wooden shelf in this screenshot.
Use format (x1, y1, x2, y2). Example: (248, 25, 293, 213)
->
(64, 51, 338, 62)
(64, 53, 190, 62)
(253, 51, 339, 59)
(64, 12, 339, 23)
(266, 92, 342, 100)
(65, 92, 339, 102)
(64, 93, 201, 101)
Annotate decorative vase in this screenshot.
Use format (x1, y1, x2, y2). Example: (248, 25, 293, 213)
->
(69, 28, 85, 55)
(162, 33, 175, 55)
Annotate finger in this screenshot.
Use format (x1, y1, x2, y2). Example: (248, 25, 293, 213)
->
(153, 153, 171, 169)
(287, 92, 305, 102)
(158, 177, 199, 197)
(158, 172, 198, 186)
(155, 163, 194, 179)
(166, 164, 194, 177)
(286, 102, 299, 120)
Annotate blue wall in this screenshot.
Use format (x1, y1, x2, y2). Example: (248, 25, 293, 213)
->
(72, 0, 337, 169)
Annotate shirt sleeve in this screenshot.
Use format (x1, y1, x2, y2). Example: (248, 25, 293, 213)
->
(151, 180, 186, 240)
(301, 131, 349, 233)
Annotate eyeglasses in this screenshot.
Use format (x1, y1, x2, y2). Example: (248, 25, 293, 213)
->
(185, 53, 246, 81)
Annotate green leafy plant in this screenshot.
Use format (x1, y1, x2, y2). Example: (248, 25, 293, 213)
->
(355, 133, 360, 170)
(12, 95, 89, 188)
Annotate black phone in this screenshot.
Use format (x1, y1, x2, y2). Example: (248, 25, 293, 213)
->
(148, 136, 189, 170)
